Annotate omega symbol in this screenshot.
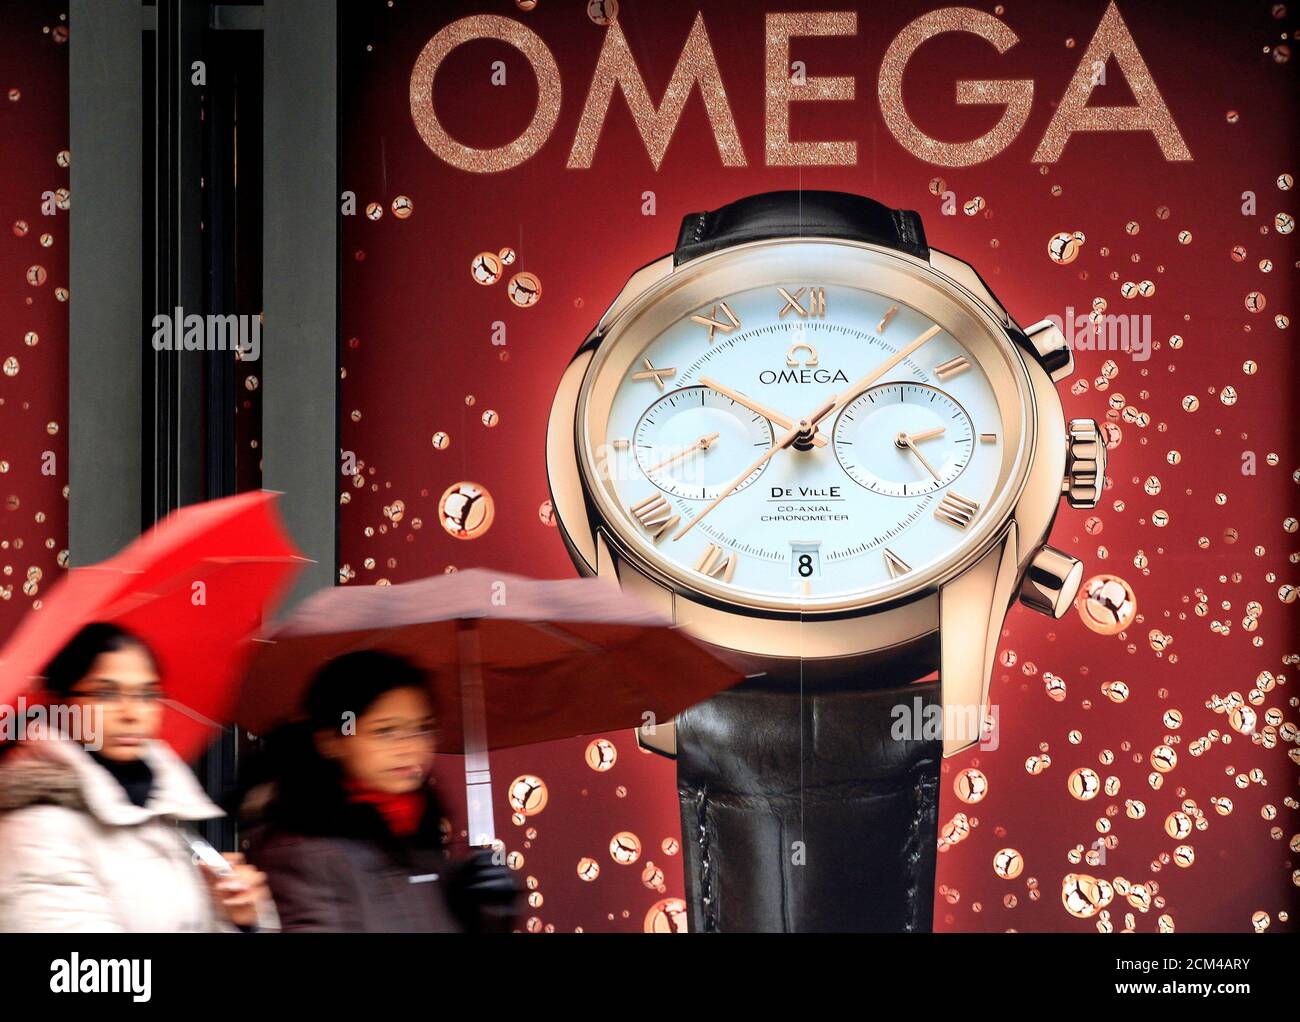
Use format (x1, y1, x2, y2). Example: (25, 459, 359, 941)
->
(785, 342, 819, 368)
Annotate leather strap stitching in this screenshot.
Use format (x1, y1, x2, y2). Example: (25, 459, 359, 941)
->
(892, 209, 915, 253)
(904, 753, 940, 932)
(694, 784, 716, 933)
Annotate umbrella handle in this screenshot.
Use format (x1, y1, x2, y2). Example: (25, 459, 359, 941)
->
(457, 620, 496, 847)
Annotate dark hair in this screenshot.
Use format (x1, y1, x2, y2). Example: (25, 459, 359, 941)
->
(248, 650, 444, 846)
(302, 649, 432, 733)
(41, 623, 157, 697)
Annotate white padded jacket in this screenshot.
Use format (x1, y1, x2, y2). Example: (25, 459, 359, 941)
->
(0, 736, 227, 932)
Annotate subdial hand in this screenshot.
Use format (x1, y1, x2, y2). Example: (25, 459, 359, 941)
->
(901, 426, 946, 445)
(645, 432, 720, 473)
(699, 377, 828, 448)
(895, 431, 941, 481)
(672, 397, 838, 542)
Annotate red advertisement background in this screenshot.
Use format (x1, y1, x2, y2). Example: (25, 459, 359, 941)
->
(0, 6, 69, 649)
(1, 0, 1294, 936)
(338, 0, 1298, 933)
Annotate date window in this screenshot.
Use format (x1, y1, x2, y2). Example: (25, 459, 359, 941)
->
(790, 541, 822, 580)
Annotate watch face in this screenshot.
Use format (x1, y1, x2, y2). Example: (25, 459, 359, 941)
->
(577, 239, 1032, 614)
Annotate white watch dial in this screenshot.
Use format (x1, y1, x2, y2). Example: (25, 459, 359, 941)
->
(596, 279, 1008, 604)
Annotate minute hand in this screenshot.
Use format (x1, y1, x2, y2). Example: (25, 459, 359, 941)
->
(831, 324, 943, 418)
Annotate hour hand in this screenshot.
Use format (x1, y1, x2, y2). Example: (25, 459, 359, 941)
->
(895, 431, 941, 481)
(699, 376, 828, 448)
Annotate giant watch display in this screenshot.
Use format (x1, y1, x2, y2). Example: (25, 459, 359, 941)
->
(545, 191, 1105, 932)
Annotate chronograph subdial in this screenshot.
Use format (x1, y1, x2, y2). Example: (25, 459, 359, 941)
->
(633, 385, 776, 500)
(832, 382, 975, 497)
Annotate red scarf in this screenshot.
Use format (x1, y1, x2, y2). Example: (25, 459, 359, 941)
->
(345, 781, 425, 837)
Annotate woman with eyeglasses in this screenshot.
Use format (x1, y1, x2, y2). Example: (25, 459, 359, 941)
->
(242, 649, 520, 932)
(0, 622, 274, 932)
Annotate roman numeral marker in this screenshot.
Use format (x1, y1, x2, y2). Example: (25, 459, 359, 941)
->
(935, 492, 980, 529)
(631, 357, 676, 390)
(777, 286, 826, 319)
(694, 543, 738, 582)
(884, 548, 912, 578)
(934, 355, 971, 381)
(690, 302, 740, 341)
(629, 494, 680, 541)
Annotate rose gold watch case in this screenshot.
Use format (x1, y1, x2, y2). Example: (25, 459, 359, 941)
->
(546, 238, 1071, 756)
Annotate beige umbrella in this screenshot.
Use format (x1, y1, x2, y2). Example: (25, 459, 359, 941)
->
(239, 568, 743, 845)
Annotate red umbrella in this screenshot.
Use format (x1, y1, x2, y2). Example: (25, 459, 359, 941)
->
(0, 490, 307, 760)
(238, 568, 744, 845)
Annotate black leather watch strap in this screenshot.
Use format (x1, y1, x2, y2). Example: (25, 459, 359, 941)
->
(675, 679, 942, 933)
(668, 190, 940, 931)
(673, 190, 929, 266)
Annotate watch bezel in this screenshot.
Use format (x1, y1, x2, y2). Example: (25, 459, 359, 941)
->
(573, 236, 1039, 617)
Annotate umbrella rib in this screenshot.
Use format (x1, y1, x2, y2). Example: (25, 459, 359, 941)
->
(523, 620, 607, 654)
(285, 624, 418, 659)
(159, 698, 228, 733)
(196, 555, 315, 565)
(94, 557, 304, 618)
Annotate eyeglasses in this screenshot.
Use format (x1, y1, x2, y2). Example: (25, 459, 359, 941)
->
(363, 725, 438, 745)
(68, 688, 165, 705)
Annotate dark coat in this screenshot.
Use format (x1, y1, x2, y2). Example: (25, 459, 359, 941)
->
(247, 783, 505, 934)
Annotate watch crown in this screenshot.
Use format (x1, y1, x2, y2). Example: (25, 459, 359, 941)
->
(1063, 418, 1106, 509)
(1019, 545, 1084, 618)
(1020, 318, 1074, 383)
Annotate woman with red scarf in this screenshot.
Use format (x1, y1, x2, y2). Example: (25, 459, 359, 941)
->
(245, 651, 519, 932)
